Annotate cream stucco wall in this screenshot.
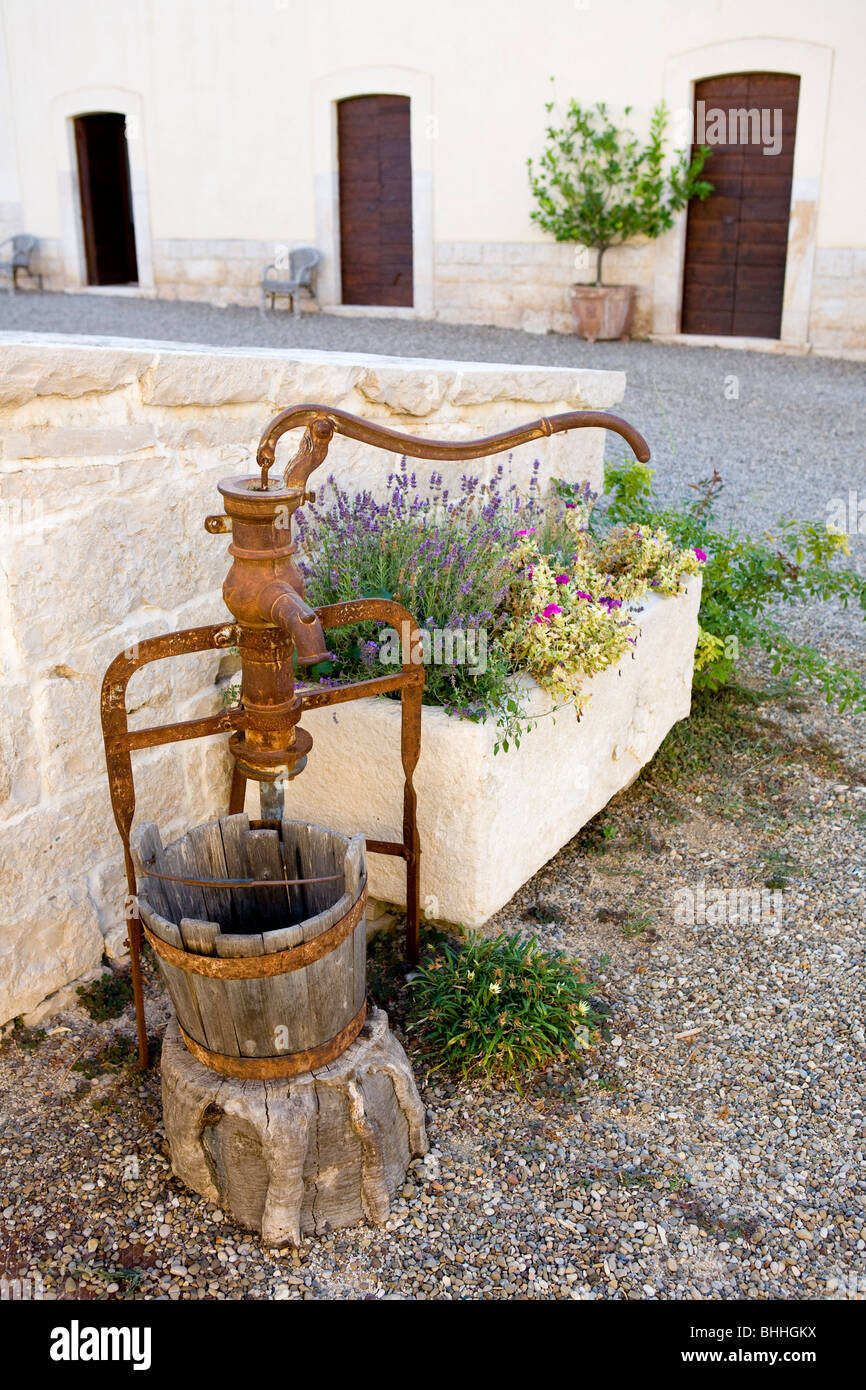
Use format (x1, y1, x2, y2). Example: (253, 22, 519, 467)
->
(0, 1, 863, 346)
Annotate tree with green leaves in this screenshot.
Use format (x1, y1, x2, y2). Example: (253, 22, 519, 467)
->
(528, 98, 713, 285)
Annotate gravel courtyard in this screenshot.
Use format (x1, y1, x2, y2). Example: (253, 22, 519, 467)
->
(0, 295, 863, 1302)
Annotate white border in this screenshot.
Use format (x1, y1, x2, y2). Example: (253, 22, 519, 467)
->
(653, 38, 833, 346)
(311, 66, 434, 316)
(51, 86, 154, 291)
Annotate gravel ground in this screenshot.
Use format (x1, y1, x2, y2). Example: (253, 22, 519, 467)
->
(1, 676, 863, 1302)
(0, 293, 863, 1301)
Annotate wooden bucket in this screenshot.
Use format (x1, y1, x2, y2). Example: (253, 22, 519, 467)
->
(130, 814, 367, 1079)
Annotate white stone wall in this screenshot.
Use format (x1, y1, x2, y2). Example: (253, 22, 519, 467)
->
(809, 249, 866, 354)
(433, 241, 656, 336)
(31, 231, 866, 350)
(31, 235, 658, 337)
(0, 336, 627, 1026)
(2, 0, 862, 349)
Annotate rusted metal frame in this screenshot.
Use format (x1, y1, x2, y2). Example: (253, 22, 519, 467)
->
(256, 402, 652, 490)
(365, 840, 410, 859)
(228, 764, 247, 815)
(100, 621, 239, 1069)
(105, 710, 238, 755)
(310, 597, 425, 961)
(298, 670, 410, 710)
(400, 675, 424, 963)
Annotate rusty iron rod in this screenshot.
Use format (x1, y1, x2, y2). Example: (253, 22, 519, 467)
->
(255, 404, 651, 489)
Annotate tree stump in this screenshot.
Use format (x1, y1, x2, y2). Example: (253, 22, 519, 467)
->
(161, 1009, 428, 1246)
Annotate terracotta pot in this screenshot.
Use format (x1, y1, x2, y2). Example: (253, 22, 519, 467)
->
(569, 284, 637, 342)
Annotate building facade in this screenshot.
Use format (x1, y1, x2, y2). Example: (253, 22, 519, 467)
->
(0, 0, 863, 352)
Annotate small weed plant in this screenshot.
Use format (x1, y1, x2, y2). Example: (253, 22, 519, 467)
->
(76, 971, 133, 1022)
(408, 931, 600, 1083)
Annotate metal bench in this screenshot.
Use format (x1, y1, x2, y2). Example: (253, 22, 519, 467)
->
(0, 235, 42, 293)
(260, 246, 319, 318)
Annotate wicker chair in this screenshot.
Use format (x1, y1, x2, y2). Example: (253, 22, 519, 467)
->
(260, 246, 319, 317)
(0, 235, 42, 293)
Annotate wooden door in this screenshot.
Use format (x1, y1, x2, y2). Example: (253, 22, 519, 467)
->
(74, 112, 139, 286)
(337, 95, 413, 307)
(681, 73, 799, 337)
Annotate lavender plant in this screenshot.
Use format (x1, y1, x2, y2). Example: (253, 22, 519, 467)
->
(295, 466, 518, 713)
(295, 464, 702, 745)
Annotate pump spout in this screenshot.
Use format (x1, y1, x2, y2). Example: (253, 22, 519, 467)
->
(257, 580, 330, 665)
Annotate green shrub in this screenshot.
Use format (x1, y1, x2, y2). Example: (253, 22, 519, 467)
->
(408, 931, 600, 1083)
(600, 460, 866, 712)
(527, 97, 712, 285)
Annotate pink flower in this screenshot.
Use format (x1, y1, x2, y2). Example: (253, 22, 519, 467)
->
(527, 565, 534, 579)
(575, 590, 593, 603)
(514, 528, 536, 538)
(533, 614, 545, 624)
(693, 547, 707, 562)
(555, 574, 570, 584)
(542, 603, 563, 619)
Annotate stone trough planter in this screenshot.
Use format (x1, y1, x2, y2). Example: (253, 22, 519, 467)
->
(273, 578, 701, 928)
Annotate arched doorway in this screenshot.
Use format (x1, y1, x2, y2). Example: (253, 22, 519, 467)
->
(681, 73, 800, 337)
(73, 111, 138, 286)
(337, 94, 413, 307)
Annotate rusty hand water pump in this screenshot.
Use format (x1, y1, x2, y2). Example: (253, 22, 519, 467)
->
(101, 404, 650, 1067)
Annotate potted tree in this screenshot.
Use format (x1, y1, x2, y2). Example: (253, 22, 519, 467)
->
(528, 99, 712, 341)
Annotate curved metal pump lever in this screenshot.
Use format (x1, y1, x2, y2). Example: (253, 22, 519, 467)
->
(255, 403, 651, 491)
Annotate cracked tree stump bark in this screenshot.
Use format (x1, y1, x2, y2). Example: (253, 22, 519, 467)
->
(161, 1008, 428, 1246)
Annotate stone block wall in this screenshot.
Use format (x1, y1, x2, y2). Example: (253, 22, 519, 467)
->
(809, 249, 866, 354)
(22, 234, 866, 351)
(432, 241, 656, 337)
(151, 239, 277, 308)
(0, 335, 626, 1025)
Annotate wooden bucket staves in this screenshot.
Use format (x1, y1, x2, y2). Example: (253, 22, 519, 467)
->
(130, 814, 367, 1079)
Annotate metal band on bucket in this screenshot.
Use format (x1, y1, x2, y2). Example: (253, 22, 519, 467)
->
(140, 884, 367, 979)
(177, 1002, 367, 1078)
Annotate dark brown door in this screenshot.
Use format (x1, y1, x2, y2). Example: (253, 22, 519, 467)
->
(682, 73, 799, 337)
(74, 112, 139, 286)
(338, 95, 413, 307)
